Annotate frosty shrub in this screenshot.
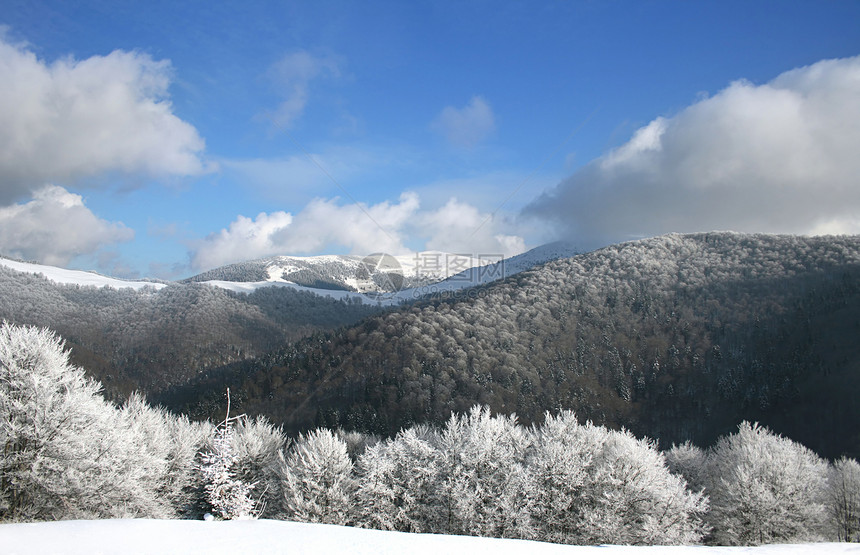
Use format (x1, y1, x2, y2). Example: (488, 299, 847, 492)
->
(530, 411, 708, 545)
(704, 421, 829, 545)
(197, 416, 260, 520)
(0, 323, 162, 520)
(355, 425, 443, 533)
(278, 428, 355, 525)
(827, 457, 860, 542)
(436, 406, 535, 539)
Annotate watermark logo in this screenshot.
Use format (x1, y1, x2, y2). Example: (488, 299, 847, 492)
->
(355, 251, 507, 301)
(356, 253, 405, 300)
(412, 252, 505, 282)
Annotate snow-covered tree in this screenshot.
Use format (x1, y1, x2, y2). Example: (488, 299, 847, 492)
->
(197, 411, 260, 520)
(529, 411, 708, 545)
(0, 323, 159, 520)
(278, 428, 355, 525)
(230, 415, 289, 518)
(436, 406, 535, 539)
(120, 393, 209, 518)
(665, 440, 708, 492)
(827, 457, 860, 542)
(356, 425, 442, 533)
(527, 411, 592, 544)
(703, 421, 828, 545)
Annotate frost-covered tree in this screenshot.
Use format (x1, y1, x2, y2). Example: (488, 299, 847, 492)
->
(278, 428, 355, 525)
(335, 428, 380, 461)
(827, 457, 860, 542)
(527, 411, 592, 544)
(704, 421, 828, 545)
(356, 425, 442, 532)
(197, 411, 260, 520)
(665, 440, 708, 492)
(230, 415, 289, 518)
(0, 323, 158, 520)
(530, 411, 708, 545)
(120, 393, 209, 518)
(436, 406, 535, 539)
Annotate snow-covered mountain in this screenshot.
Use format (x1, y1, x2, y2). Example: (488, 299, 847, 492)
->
(1, 242, 579, 304)
(0, 257, 167, 291)
(185, 250, 551, 293)
(185, 243, 579, 304)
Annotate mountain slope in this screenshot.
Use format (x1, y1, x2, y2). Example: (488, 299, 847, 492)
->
(0, 243, 575, 401)
(0, 261, 381, 400)
(0, 257, 167, 290)
(164, 233, 860, 458)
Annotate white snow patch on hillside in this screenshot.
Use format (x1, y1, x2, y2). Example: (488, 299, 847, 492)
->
(203, 242, 579, 302)
(1, 519, 855, 555)
(0, 257, 166, 291)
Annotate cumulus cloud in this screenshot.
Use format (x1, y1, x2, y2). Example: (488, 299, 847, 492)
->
(191, 193, 420, 270)
(0, 185, 134, 266)
(432, 96, 496, 148)
(418, 198, 526, 257)
(190, 192, 528, 270)
(266, 50, 341, 129)
(525, 55, 860, 248)
(0, 36, 209, 203)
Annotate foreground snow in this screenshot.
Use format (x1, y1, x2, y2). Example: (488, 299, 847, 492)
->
(0, 520, 855, 555)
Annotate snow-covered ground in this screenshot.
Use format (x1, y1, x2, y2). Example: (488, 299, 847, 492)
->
(0, 257, 166, 291)
(0, 519, 855, 555)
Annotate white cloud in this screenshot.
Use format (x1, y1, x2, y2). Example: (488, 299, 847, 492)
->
(190, 192, 528, 270)
(191, 193, 420, 270)
(526, 55, 860, 247)
(266, 51, 341, 129)
(0, 36, 209, 203)
(0, 185, 133, 266)
(417, 198, 526, 257)
(432, 96, 496, 148)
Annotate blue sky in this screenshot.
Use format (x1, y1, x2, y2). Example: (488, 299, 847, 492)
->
(1, 1, 859, 279)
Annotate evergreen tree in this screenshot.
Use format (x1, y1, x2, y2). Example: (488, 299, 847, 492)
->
(197, 396, 260, 520)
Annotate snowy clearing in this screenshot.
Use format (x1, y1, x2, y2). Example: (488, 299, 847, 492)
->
(0, 520, 855, 555)
(0, 257, 166, 291)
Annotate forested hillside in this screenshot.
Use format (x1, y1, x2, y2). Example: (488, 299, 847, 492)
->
(0, 266, 380, 400)
(165, 233, 860, 458)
